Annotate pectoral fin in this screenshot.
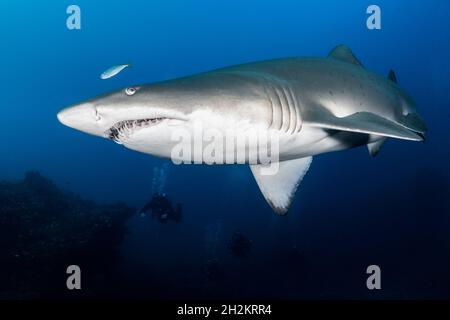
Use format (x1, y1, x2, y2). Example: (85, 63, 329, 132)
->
(304, 107, 423, 141)
(250, 157, 313, 215)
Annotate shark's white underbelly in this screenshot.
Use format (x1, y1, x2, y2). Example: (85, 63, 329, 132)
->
(122, 124, 376, 164)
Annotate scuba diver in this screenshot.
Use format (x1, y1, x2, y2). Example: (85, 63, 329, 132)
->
(139, 193, 182, 224)
(229, 231, 252, 258)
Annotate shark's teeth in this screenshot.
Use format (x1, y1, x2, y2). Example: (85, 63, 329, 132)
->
(107, 118, 165, 143)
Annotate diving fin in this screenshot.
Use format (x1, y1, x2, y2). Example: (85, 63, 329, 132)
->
(250, 157, 313, 215)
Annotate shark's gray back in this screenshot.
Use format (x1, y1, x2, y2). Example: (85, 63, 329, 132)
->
(218, 58, 403, 125)
(139, 54, 425, 138)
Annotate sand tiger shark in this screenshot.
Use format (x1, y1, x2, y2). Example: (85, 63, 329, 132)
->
(57, 45, 427, 215)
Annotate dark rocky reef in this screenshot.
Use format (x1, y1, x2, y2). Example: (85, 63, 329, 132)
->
(0, 171, 134, 299)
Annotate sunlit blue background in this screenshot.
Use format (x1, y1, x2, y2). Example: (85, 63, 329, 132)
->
(1, 0, 449, 298)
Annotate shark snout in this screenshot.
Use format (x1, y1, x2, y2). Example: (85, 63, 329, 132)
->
(57, 102, 104, 137)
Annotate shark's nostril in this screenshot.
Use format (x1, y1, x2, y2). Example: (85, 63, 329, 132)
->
(94, 109, 101, 121)
(57, 102, 105, 137)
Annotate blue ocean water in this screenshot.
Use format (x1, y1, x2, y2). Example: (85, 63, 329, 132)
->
(1, 0, 449, 298)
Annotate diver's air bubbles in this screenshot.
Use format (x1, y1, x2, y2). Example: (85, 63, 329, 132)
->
(151, 162, 169, 195)
(204, 220, 223, 260)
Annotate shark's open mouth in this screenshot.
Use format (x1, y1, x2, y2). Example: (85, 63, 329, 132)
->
(107, 118, 165, 143)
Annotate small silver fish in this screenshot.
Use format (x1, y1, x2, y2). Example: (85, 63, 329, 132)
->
(100, 64, 131, 80)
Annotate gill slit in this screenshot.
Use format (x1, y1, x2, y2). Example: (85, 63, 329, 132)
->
(269, 85, 283, 131)
(282, 86, 297, 134)
(280, 87, 292, 133)
(263, 85, 275, 129)
(292, 87, 302, 133)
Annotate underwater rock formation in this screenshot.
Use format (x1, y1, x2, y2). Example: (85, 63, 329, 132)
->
(0, 171, 134, 299)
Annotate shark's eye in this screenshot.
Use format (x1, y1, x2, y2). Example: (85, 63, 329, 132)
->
(125, 87, 139, 96)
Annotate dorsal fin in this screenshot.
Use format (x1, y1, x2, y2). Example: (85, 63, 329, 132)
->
(388, 70, 397, 83)
(328, 45, 363, 67)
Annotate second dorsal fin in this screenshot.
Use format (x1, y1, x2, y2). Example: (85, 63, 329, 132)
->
(328, 45, 363, 67)
(388, 70, 397, 83)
